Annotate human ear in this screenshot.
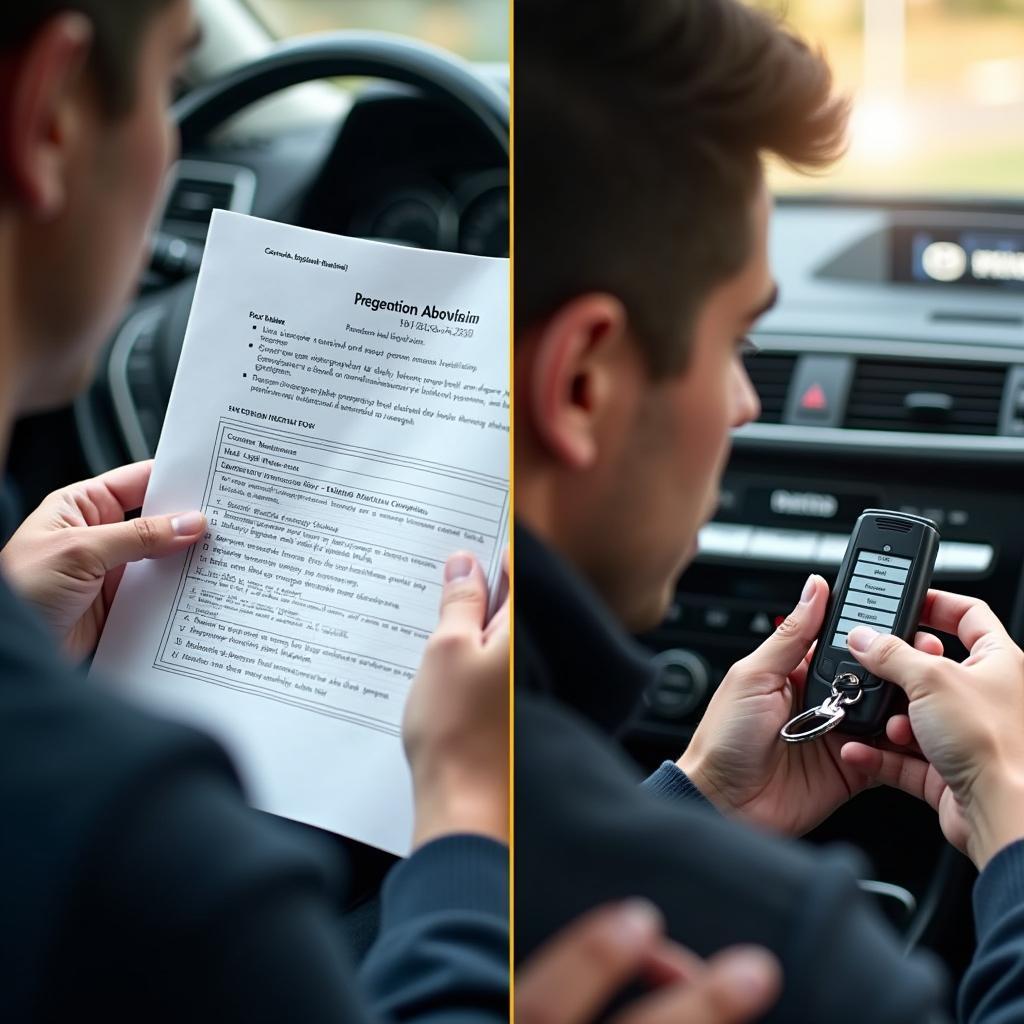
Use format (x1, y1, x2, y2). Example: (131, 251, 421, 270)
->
(527, 293, 633, 469)
(0, 13, 93, 217)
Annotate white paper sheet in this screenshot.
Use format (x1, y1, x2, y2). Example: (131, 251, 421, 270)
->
(91, 211, 509, 856)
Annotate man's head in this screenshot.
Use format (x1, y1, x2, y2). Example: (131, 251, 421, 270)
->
(515, 0, 848, 630)
(0, 0, 199, 415)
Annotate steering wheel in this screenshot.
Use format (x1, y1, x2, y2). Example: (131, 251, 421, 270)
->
(74, 32, 508, 474)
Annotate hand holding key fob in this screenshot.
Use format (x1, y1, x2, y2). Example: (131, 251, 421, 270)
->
(781, 509, 940, 743)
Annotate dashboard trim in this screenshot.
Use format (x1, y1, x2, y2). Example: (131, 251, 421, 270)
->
(743, 333, 1024, 459)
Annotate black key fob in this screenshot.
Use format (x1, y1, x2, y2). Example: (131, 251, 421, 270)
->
(803, 509, 940, 737)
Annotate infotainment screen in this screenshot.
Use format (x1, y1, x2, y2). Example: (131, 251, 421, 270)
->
(893, 226, 1024, 290)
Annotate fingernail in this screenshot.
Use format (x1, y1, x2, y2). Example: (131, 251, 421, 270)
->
(847, 626, 880, 653)
(444, 554, 474, 582)
(719, 948, 778, 997)
(800, 574, 816, 604)
(170, 511, 204, 536)
(612, 899, 662, 950)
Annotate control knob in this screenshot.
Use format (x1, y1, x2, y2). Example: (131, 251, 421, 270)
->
(645, 649, 711, 720)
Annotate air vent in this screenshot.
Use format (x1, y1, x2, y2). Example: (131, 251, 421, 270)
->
(161, 160, 256, 238)
(844, 359, 1006, 435)
(745, 354, 796, 423)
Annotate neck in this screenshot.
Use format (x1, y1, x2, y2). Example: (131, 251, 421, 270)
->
(513, 462, 559, 546)
(0, 216, 28, 467)
(515, 465, 592, 572)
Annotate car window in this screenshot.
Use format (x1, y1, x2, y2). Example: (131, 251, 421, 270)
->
(746, 0, 1024, 196)
(246, 0, 508, 62)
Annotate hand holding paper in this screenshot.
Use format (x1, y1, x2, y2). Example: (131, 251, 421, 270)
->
(91, 212, 509, 854)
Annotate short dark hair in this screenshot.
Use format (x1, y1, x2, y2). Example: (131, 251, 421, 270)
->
(1, 1, 178, 116)
(515, 0, 848, 375)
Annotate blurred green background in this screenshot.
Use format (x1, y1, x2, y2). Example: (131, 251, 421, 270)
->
(746, 0, 1024, 195)
(247, 1, 1024, 197)
(246, 0, 508, 62)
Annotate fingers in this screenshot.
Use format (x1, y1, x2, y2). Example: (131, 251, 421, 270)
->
(485, 547, 511, 638)
(516, 901, 665, 1024)
(885, 714, 915, 748)
(483, 594, 510, 645)
(639, 939, 706, 988)
(883, 633, 941, 757)
(64, 461, 156, 526)
(74, 511, 206, 574)
(787, 640, 817, 691)
(614, 946, 782, 1024)
(742, 574, 827, 679)
(918, 589, 1011, 655)
(913, 631, 944, 658)
(517, 902, 781, 1024)
(838, 742, 944, 813)
(94, 460, 155, 513)
(433, 552, 488, 637)
(845, 627, 945, 702)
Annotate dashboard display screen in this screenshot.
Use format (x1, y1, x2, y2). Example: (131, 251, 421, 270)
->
(893, 227, 1024, 290)
(831, 550, 910, 650)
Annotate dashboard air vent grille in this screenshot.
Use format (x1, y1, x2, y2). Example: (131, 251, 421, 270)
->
(745, 354, 796, 424)
(844, 359, 1006, 435)
(165, 178, 237, 226)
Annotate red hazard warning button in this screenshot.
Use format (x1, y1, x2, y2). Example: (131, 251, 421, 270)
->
(800, 383, 828, 410)
(782, 355, 852, 428)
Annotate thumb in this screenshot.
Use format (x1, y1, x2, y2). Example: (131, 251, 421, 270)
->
(434, 551, 488, 636)
(846, 626, 936, 701)
(742, 574, 826, 678)
(76, 510, 206, 574)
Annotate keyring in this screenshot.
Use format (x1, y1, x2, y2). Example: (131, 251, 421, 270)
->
(779, 698, 847, 743)
(780, 672, 864, 744)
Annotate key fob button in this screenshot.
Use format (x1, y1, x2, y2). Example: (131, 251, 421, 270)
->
(836, 660, 878, 690)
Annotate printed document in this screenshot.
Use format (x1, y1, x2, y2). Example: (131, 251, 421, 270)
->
(92, 211, 509, 855)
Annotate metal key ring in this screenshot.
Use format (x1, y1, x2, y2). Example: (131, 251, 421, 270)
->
(780, 699, 847, 743)
(779, 673, 864, 744)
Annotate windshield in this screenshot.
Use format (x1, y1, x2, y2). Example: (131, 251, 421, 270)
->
(246, 0, 508, 63)
(749, 0, 1024, 197)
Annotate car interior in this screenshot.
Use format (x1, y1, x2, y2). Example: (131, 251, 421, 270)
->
(629, 196, 1024, 985)
(6, 0, 1020, 997)
(5, 0, 508, 954)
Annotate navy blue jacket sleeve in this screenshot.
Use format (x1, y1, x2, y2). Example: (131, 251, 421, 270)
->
(360, 835, 509, 1024)
(641, 760, 714, 809)
(960, 839, 1024, 1024)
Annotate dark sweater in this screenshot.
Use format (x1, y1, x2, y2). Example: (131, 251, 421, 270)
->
(515, 523, 1024, 1023)
(0, 490, 507, 1023)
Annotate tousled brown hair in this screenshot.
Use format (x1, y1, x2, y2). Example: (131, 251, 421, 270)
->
(2, 1, 178, 116)
(515, 0, 849, 375)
